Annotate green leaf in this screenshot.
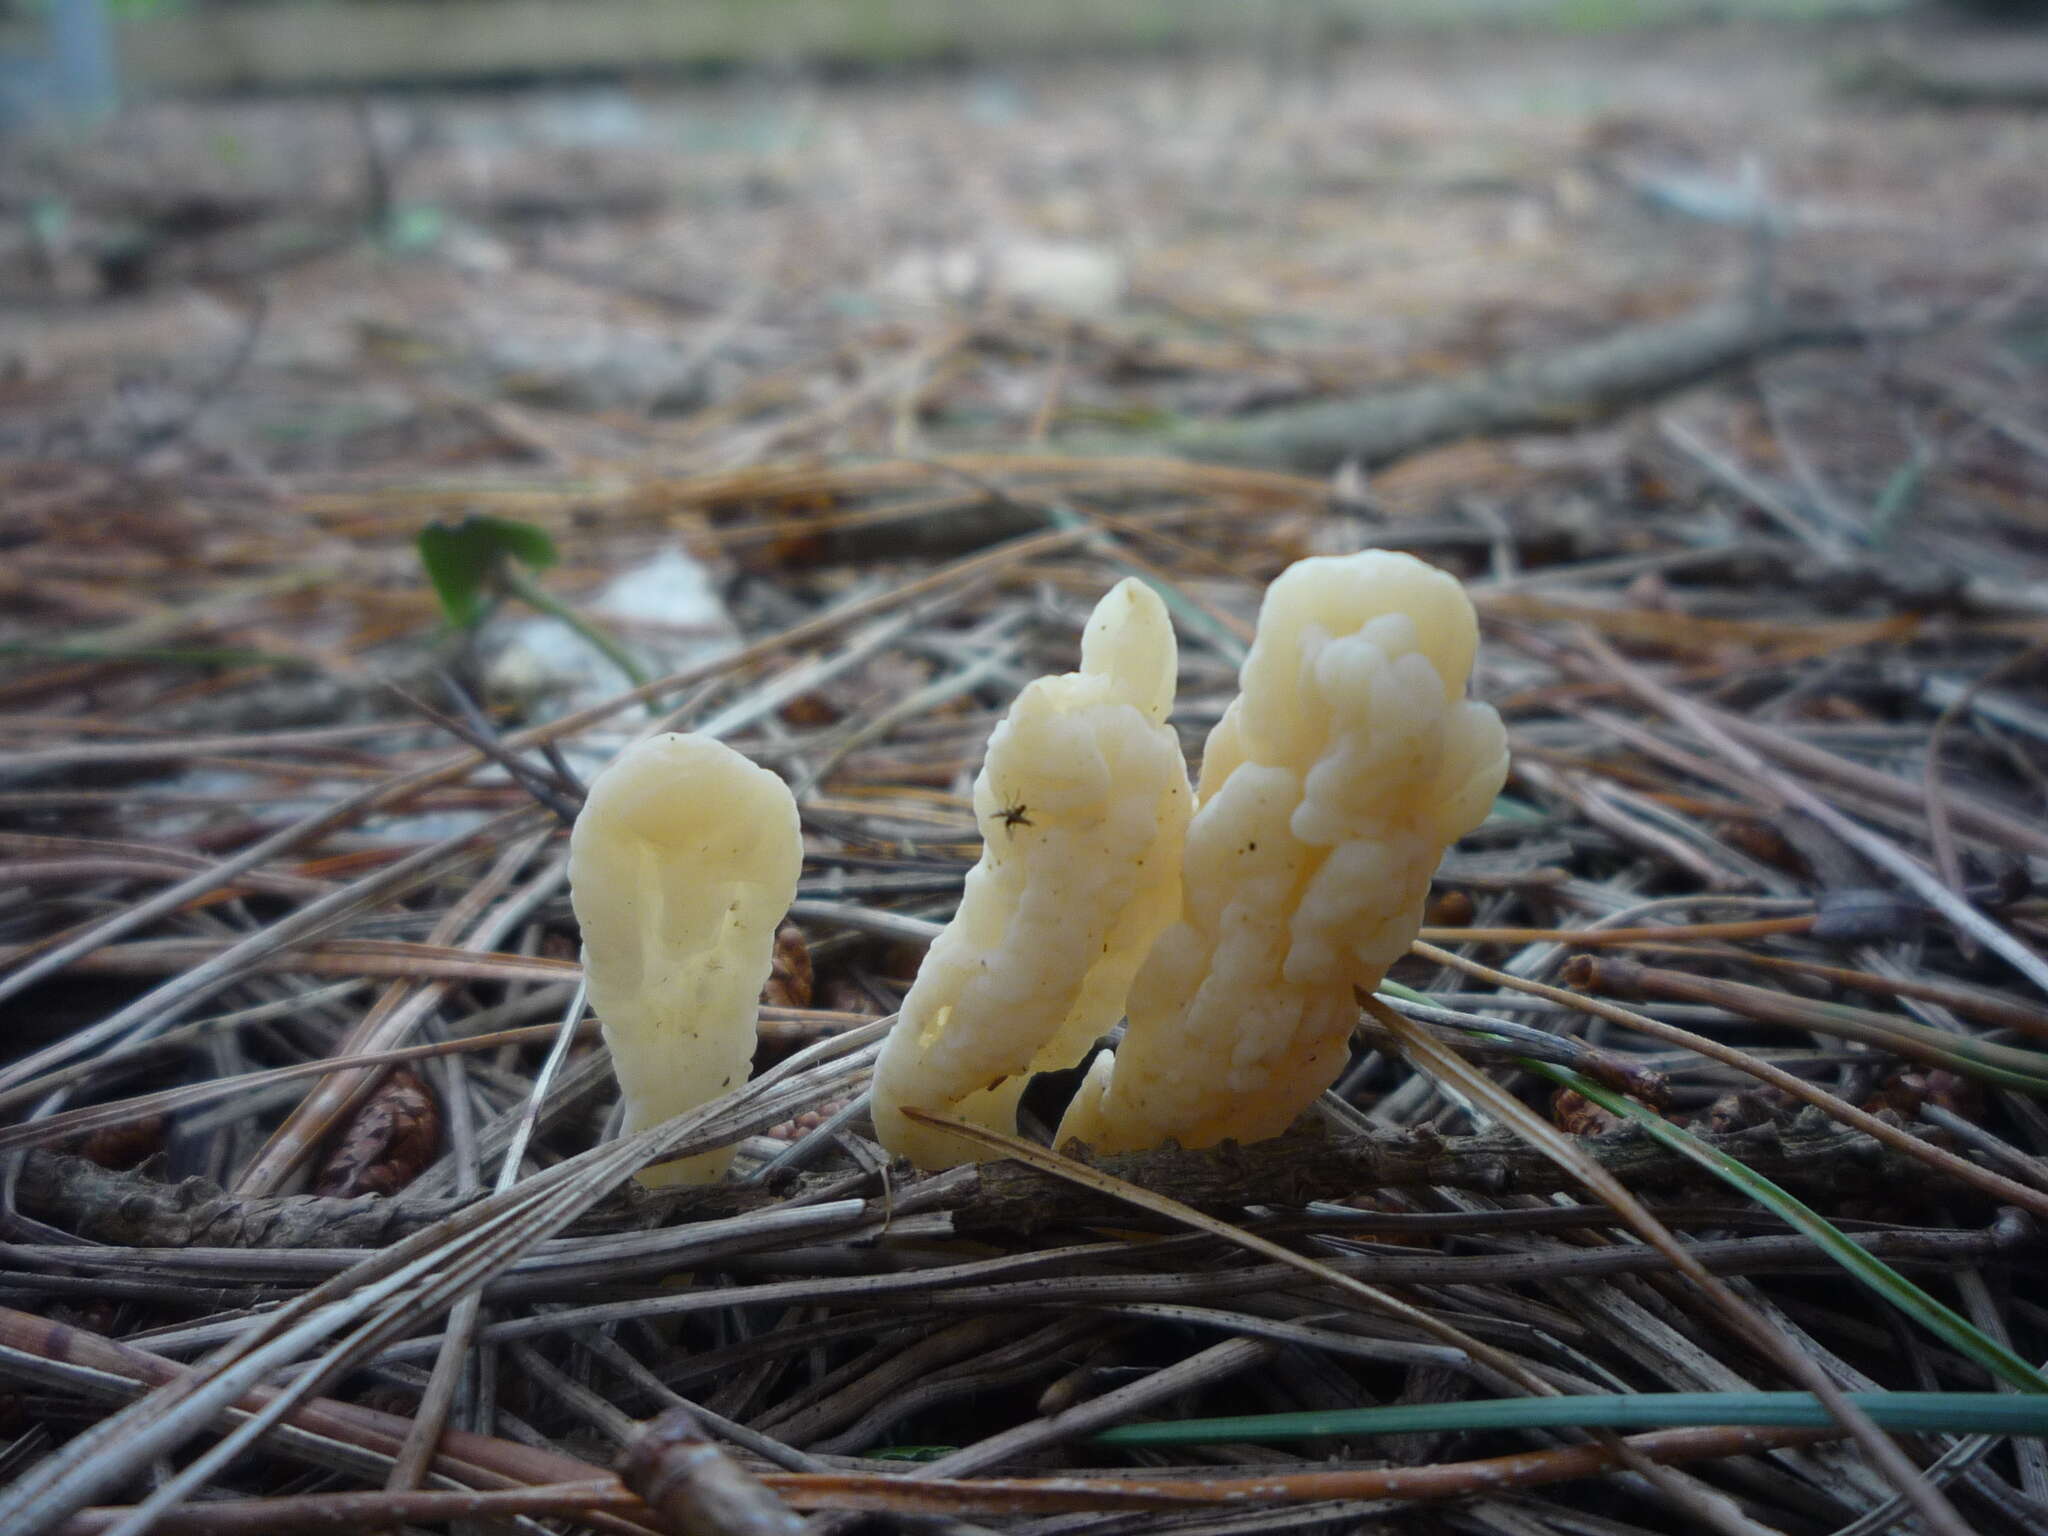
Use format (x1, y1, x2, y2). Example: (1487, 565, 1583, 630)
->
(416, 516, 558, 630)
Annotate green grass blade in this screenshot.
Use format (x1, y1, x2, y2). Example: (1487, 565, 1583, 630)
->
(1535, 1064, 2048, 1395)
(1093, 1391, 2048, 1448)
(1041, 502, 1248, 665)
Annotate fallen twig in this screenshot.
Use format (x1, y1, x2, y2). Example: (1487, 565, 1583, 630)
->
(1080, 297, 1879, 472)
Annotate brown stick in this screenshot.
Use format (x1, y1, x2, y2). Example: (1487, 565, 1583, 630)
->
(966, 1117, 1945, 1236)
(55, 1484, 635, 1536)
(1082, 298, 1873, 473)
(13, 1098, 1955, 1253)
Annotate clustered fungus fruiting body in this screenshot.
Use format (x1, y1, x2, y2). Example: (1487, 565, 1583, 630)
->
(1053, 552, 1509, 1155)
(567, 732, 802, 1187)
(568, 552, 1505, 1181)
(869, 577, 1192, 1170)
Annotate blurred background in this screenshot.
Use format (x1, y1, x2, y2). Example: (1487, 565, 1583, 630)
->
(3, 0, 2045, 484)
(5, 0, 2048, 735)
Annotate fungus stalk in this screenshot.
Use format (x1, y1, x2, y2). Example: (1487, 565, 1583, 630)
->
(1056, 550, 1508, 1155)
(569, 733, 802, 1186)
(871, 578, 1192, 1170)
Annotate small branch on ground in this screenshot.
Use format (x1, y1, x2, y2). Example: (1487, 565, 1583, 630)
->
(1077, 297, 1878, 474)
(15, 1107, 1976, 1251)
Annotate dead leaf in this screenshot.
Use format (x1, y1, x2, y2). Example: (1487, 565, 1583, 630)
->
(76, 1113, 168, 1171)
(1551, 1087, 1628, 1137)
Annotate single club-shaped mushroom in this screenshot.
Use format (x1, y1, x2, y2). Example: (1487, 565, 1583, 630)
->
(569, 732, 802, 1186)
(1057, 550, 1508, 1155)
(871, 578, 1192, 1170)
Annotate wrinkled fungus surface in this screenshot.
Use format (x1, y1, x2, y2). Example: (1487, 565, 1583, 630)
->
(872, 578, 1192, 1169)
(1057, 550, 1508, 1155)
(569, 732, 802, 1186)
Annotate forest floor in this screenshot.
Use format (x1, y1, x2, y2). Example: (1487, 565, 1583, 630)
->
(4, 10, 2048, 1536)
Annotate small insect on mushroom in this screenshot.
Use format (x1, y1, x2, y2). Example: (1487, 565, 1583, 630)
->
(870, 576, 1192, 1170)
